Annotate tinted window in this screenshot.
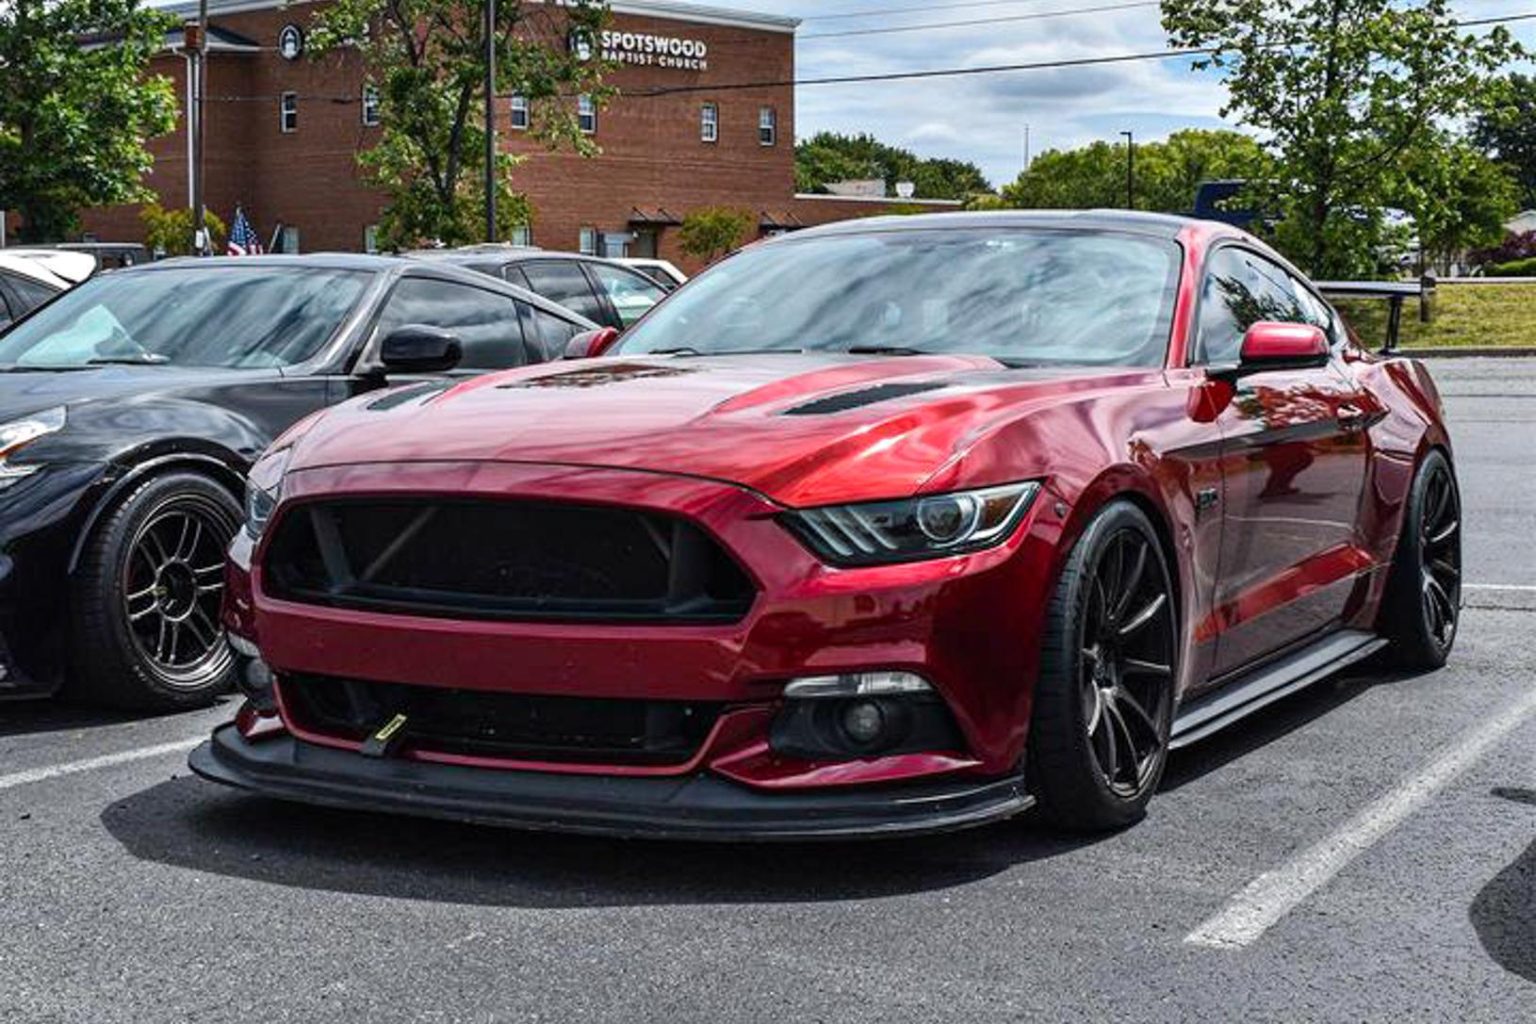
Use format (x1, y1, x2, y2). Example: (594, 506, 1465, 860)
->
(6, 273, 58, 313)
(617, 229, 1182, 367)
(0, 266, 369, 369)
(1195, 248, 1308, 365)
(375, 278, 528, 370)
(0, 282, 13, 328)
(519, 261, 607, 324)
(527, 306, 582, 360)
(588, 263, 665, 327)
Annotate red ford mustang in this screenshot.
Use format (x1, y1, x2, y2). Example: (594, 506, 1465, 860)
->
(191, 212, 1461, 838)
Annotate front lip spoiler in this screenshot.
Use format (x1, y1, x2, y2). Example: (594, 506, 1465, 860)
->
(190, 724, 1035, 842)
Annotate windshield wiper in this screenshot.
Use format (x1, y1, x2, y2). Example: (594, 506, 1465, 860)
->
(86, 355, 170, 366)
(846, 345, 931, 357)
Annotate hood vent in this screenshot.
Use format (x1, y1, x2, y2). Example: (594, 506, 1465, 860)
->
(782, 381, 948, 416)
(366, 382, 450, 411)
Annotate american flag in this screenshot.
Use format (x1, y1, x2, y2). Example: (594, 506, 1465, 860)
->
(227, 206, 264, 256)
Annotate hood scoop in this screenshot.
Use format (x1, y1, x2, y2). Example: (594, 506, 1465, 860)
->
(781, 380, 948, 416)
(365, 382, 451, 411)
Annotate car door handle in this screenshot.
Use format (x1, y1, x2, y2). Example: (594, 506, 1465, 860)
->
(1336, 403, 1369, 431)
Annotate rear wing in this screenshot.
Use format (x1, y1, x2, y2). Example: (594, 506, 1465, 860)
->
(1315, 277, 1434, 355)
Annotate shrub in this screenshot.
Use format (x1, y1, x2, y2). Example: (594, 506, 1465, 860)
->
(1486, 256, 1536, 277)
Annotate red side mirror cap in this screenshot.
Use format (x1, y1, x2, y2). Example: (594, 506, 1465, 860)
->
(1211, 322, 1330, 380)
(564, 327, 620, 360)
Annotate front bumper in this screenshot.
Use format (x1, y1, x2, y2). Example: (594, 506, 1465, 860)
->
(191, 723, 1034, 841)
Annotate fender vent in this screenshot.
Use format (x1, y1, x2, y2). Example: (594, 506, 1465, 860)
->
(782, 381, 947, 416)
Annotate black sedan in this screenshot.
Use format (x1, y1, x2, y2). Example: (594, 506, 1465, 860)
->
(0, 254, 594, 709)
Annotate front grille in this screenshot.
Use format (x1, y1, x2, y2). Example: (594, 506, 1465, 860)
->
(280, 675, 721, 766)
(263, 498, 755, 623)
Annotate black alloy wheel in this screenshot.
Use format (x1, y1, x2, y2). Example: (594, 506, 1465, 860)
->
(1383, 449, 1462, 670)
(1027, 501, 1177, 830)
(123, 499, 232, 677)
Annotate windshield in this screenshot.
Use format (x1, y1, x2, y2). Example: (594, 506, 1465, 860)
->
(0, 265, 372, 369)
(616, 228, 1182, 367)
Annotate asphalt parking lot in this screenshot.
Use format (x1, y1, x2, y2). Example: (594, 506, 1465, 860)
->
(2, 358, 1534, 1023)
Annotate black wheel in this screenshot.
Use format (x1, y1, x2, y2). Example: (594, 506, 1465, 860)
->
(67, 471, 240, 709)
(1027, 501, 1177, 830)
(1381, 449, 1461, 670)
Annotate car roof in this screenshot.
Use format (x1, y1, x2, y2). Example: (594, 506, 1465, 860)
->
(786, 209, 1203, 242)
(0, 250, 89, 287)
(404, 248, 632, 270)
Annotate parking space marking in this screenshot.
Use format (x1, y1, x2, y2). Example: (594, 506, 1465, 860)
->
(1465, 584, 1536, 593)
(0, 736, 203, 792)
(1184, 686, 1536, 951)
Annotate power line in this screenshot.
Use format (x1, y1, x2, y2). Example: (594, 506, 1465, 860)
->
(801, 1, 1160, 40)
(801, 0, 1073, 22)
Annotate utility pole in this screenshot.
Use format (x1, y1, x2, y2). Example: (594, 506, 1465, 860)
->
(484, 0, 497, 242)
(189, 0, 209, 254)
(1023, 123, 1031, 173)
(1119, 130, 1135, 210)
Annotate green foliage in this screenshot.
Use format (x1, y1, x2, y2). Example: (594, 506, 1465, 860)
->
(309, 0, 610, 249)
(677, 206, 754, 263)
(1487, 257, 1536, 277)
(1162, 0, 1523, 277)
(140, 202, 226, 257)
(1395, 136, 1519, 273)
(1473, 73, 1536, 209)
(999, 129, 1272, 213)
(795, 132, 991, 201)
(0, 0, 178, 242)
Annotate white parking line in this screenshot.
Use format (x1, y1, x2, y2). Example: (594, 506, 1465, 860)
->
(0, 736, 203, 792)
(1185, 687, 1536, 950)
(1465, 584, 1536, 593)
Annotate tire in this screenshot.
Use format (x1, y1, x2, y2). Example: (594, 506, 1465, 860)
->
(66, 471, 241, 710)
(1380, 449, 1462, 671)
(1026, 501, 1178, 831)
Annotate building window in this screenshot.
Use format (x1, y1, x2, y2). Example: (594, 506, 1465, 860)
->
(700, 103, 718, 143)
(361, 84, 380, 126)
(280, 91, 298, 133)
(578, 227, 598, 256)
(279, 225, 300, 254)
(364, 224, 379, 253)
(577, 94, 597, 135)
(510, 94, 529, 131)
(510, 224, 533, 247)
(758, 107, 777, 147)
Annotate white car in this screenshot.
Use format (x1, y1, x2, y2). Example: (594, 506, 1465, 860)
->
(617, 257, 687, 290)
(0, 249, 95, 328)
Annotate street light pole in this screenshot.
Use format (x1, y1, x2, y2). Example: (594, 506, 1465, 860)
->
(484, 0, 497, 242)
(1119, 130, 1135, 210)
(192, 0, 209, 254)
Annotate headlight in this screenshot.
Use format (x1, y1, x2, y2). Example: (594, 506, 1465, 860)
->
(0, 406, 66, 490)
(243, 446, 292, 539)
(780, 481, 1041, 566)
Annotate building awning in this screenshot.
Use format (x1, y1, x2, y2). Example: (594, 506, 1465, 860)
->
(629, 206, 683, 226)
(759, 210, 807, 230)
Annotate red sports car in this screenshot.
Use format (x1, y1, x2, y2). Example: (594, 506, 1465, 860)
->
(192, 212, 1460, 838)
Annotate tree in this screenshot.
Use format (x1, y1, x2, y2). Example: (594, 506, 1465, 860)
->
(677, 206, 754, 264)
(999, 130, 1271, 213)
(1472, 73, 1536, 210)
(794, 132, 990, 200)
(309, 0, 609, 250)
(141, 202, 227, 256)
(1395, 136, 1518, 273)
(0, 0, 177, 242)
(1162, 0, 1522, 277)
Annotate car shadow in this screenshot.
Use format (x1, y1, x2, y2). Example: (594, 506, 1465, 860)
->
(100, 775, 1101, 909)
(0, 699, 227, 740)
(1469, 787, 1536, 983)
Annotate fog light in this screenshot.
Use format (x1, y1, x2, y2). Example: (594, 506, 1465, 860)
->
(840, 700, 887, 746)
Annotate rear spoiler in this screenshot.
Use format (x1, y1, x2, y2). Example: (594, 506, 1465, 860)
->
(1315, 277, 1434, 355)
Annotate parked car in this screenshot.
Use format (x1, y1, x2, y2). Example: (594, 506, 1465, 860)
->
(195, 212, 1459, 840)
(617, 257, 687, 290)
(57, 242, 151, 272)
(0, 249, 96, 327)
(408, 246, 670, 329)
(0, 254, 593, 709)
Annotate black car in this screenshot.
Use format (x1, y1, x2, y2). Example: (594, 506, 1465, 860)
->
(0, 254, 594, 709)
(408, 246, 670, 330)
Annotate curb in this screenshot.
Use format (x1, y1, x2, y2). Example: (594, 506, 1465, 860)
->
(1395, 347, 1536, 358)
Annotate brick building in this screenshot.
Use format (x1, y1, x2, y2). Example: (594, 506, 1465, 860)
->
(78, 0, 958, 270)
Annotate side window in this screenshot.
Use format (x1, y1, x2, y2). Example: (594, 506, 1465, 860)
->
(5, 273, 58, 316)
(520, 260, 607, 324)
(374, 278, 529, 370)
(1195, 248, 1306, 365)
(587, 263, 665, 327)
(527, 305, 581, 361)
(0, 280, 14, 329)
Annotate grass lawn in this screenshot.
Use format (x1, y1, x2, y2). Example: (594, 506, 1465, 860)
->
(1333, 282, 1536, 349)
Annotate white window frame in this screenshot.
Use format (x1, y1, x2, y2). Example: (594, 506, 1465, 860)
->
(578, 94, 597, 135)
(363, 224, 380, 253)
(510, 224, 533, 247)
(361, 84, 380, 126)
(280, 91, 298, 133)
(701, 103, 718, 144)
(578, 227, 598, 256)
(510, 94, 530, 131)
(758, 107, 776, 147)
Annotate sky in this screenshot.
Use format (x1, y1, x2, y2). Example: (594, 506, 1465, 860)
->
(702, 0, 1536, 188)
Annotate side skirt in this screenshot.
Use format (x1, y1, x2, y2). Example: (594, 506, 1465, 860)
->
(1170, 629, 1387, 750)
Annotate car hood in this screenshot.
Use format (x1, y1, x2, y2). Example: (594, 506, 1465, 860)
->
(0, 365, 272, 424)
(288, 353, 1153, 507)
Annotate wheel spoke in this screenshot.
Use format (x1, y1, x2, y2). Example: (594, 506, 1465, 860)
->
(1112, 541, 1148, 621)
(1098, 705, 1121, 782)
(1085, 683, 1103, 737)
(1117, 593, 1167, 639)
(1427, 518, 1459, 547)
(1105, 702, 1139, 780)
(1114, 685, 1159, 738)
(1122, 657, 1172, 679)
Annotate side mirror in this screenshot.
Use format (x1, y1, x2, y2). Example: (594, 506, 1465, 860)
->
(1214, 322, 1330, 379)
(379, 324, 462, 373)
(563, 326, 621, 360)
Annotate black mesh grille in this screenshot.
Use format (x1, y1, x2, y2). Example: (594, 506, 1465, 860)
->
(263, 498, 754, 623)
(280, 675, 721, 765)
(782, 381, 947, 416)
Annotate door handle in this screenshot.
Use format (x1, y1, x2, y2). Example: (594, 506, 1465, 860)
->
(1336, 403, 1369, 431)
